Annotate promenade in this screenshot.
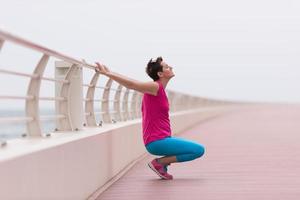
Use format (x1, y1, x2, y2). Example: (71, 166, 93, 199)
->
(97, 104, 300, 200)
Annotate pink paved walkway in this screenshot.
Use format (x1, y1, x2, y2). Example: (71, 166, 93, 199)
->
(97, 104, 300, 200)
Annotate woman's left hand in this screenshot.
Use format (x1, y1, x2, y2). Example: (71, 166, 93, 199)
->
(95, 62, 111, 76)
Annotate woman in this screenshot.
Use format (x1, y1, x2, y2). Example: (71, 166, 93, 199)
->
(95, 57, 205, 180)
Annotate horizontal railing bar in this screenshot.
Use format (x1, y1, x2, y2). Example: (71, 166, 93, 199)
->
(0, 68, 39, 78)
(0, 95, 34, 100)
(0, 30, 95, 70)
(39, 97, 66, 101)
(41, 76, 70, 83)
(82, 84, 95, 88)
(83, 98, 118, 102)
(109, 88, 120, 92)
(0, 116, 33, 124)
(94, 86, 108, 90)
(128, 111, 141, 113)
(82, 84, 109, 90)
(82, 84, 133, 93)
(0, 69, 69, 84)
(0, 96, 68, 101)
(84, 111, 119, 116)
(94, 111, 106, 114)
(92, 99, 106, 102)
(40, 115, 66, 121)
(93, 111, 118, 115)
(84, 98, 101, 102)
(94, 99, 118, 102)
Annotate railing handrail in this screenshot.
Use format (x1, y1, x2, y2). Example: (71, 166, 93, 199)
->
(0, 29, 234, 143)
(0, 29, 95, 70)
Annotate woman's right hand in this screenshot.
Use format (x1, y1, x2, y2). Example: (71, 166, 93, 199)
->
(95, 62, 111, 76)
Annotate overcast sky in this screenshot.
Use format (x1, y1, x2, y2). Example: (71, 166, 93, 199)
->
(0, 0, 300, 106)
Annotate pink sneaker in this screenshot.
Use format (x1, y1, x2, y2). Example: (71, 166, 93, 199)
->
(148, 159, 173, 180)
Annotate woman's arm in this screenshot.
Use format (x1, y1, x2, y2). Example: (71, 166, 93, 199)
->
(95, 62, 159, 96)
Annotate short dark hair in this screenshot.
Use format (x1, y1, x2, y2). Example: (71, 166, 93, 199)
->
(146, 57, 163, 81)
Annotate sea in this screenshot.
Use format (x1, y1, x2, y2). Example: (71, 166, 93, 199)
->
(0, 109, 102, 140)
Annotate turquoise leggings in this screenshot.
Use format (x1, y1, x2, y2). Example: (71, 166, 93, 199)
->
(145, 136, 205, 162)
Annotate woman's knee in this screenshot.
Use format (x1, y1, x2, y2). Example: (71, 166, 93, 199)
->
(194, 144, 205, 158)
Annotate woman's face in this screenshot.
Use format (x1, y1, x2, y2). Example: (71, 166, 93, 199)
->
(160, 61, 175, 79)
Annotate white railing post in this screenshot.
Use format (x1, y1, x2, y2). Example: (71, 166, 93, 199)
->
(130, 91, 138, 119)
(122, 89, 130, 121)
(136, 93, 142, 118)
(55, 61, 83, 131)
(85, 72, 99, 126)
(26, 54, 49, 137)
(113, 84, 123, 122)
(101, 79, 113, 123)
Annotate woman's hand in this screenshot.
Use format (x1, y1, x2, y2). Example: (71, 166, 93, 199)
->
(95, 62, 111, 76)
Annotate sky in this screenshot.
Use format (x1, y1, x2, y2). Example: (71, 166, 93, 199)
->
(0, 0, 300, 106)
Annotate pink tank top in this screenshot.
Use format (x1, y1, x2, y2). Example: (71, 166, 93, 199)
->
(141, 80, 172, 145)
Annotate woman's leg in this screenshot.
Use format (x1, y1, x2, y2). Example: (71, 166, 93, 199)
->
(157, 156, 177, 166)
(146, 136, 205, 165)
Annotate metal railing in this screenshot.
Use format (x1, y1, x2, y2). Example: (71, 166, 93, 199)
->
(0, 29, 233, 144)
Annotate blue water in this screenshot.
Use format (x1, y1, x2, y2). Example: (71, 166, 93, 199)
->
(0, 109, 104, 140)
(0, 109, 55, 140)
